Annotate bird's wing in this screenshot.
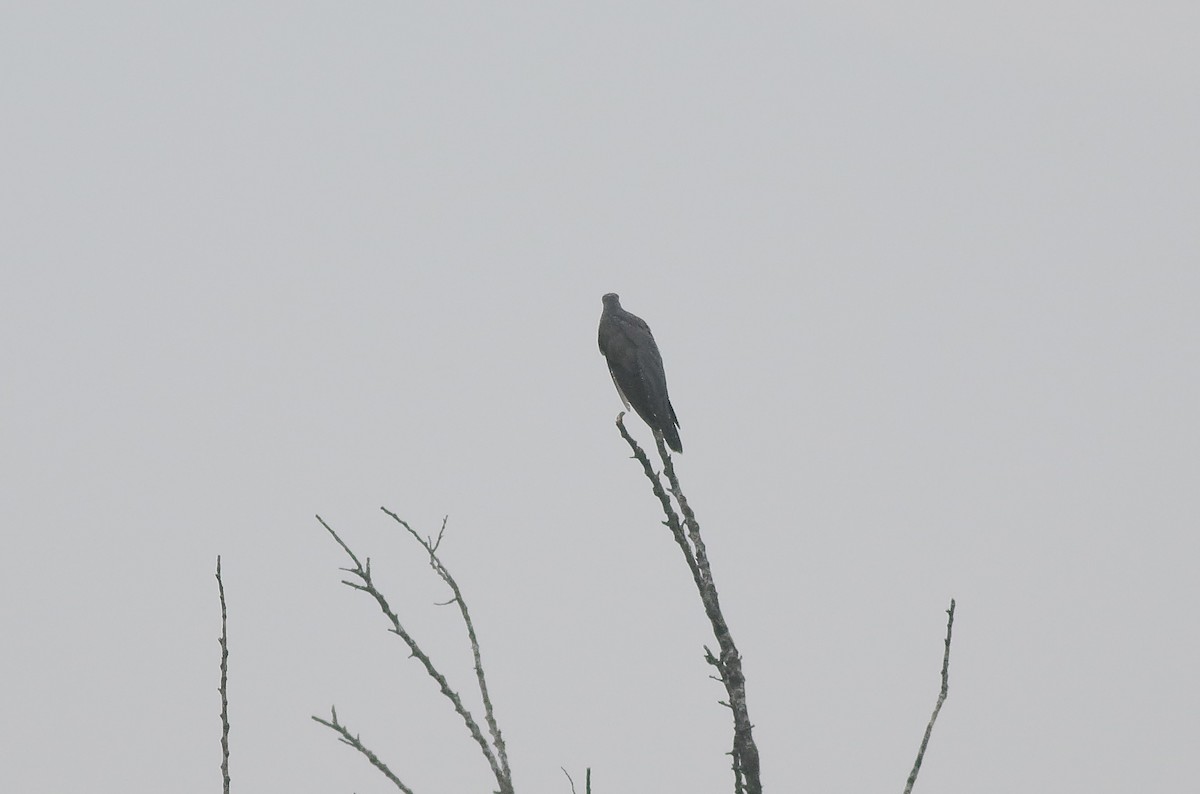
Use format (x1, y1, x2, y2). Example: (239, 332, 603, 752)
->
(635, 343, 671, 420)
(603, 316, 654, 417)
(608, 371, 632, 411)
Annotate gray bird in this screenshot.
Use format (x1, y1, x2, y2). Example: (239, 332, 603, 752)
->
(598, 293, 683, 453)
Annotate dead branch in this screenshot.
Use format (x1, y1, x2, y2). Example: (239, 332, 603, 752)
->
(381, 508, 512, 787)
(312, 706, 414, 793)
(904, 598, 956, 794)
(215, 556, 231, 794)
(615, 414, 762, 794)
(313, 514, 514, 794)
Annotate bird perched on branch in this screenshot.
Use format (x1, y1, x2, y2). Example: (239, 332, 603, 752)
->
(598, 292, 683, 453)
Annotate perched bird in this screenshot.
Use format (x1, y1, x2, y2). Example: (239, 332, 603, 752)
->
(598, 293, 683, 453)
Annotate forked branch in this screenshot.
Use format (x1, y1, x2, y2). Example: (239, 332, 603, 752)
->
(380, 507, 512, 786)
(313, 514, 514, 794)
(312, 706, 414, 793)
(615, 414, 762, 794)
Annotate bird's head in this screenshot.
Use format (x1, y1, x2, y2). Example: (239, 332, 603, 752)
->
(602, 293, 621, 309)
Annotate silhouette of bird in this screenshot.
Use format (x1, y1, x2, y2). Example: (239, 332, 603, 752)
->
(598, 293, 683, 453)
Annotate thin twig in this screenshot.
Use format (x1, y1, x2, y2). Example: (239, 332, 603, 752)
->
(215, 556, 231, 794)
(314, 514, 511, 794)
(312, 706, 414, 793)
(904, 598, 957, 794)
(381, 508, 513, 789)
(561, 766, 577, 794)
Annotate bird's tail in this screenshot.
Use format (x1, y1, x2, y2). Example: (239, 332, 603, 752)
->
(662, 424, 683, 454)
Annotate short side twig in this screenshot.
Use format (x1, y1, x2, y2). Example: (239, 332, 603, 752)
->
(381, 508, 512, 790)
(904, 598, 957, 794)
(730, 731, 744, 794)
(215, 556, 231, 794)
(312, 706, 414, 793)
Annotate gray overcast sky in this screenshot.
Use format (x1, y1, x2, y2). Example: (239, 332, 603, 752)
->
(2, 3, 1197, 792)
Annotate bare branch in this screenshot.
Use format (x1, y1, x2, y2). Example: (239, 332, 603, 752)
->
(616, 415, 762, 794)
(615, 415, 701, 582)
(311, 707, 414, 793)
(656, 431, 761, 792)
(380, 507, 513, 790)
(215, 556, 231, 794)
(314, 514, 512, 794)
(904, 598, 957, 794)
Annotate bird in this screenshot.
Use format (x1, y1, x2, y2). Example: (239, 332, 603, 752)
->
(598, 292, 683, 453)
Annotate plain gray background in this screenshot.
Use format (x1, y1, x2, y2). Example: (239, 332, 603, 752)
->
(3, 3, 1197, 792)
